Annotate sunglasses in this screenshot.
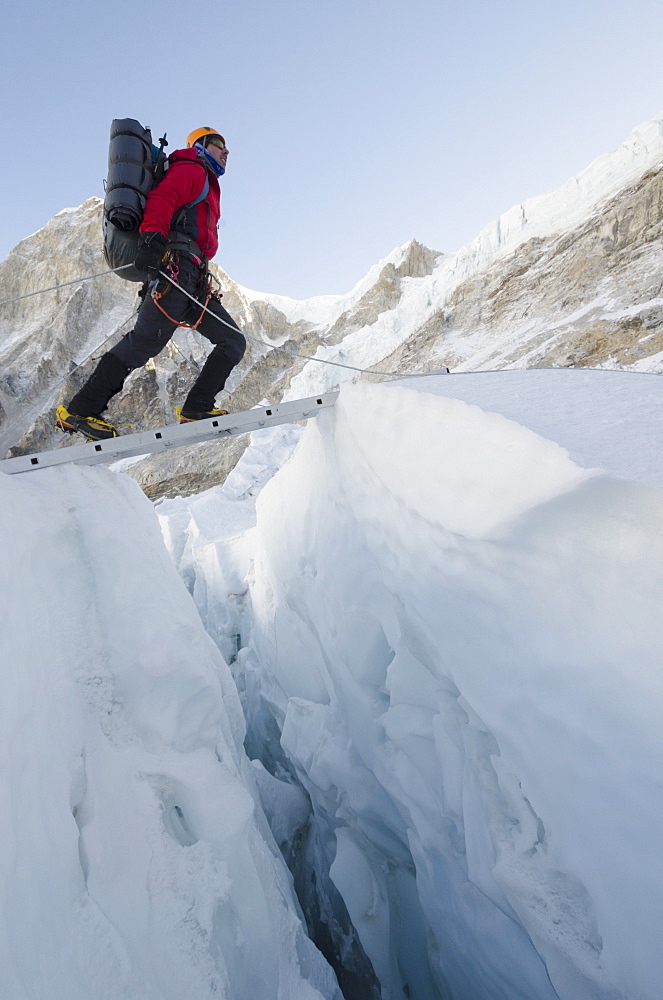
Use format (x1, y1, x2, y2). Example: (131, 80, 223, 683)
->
(207, 137, 227, 151)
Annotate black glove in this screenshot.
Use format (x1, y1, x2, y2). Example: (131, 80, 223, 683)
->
(134, 231, 168, 274)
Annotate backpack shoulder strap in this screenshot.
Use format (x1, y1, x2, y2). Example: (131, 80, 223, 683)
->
(189, 174, 209, 208)
(168, 169, 211, 255)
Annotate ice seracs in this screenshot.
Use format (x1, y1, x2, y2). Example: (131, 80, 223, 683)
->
(159, 371, 663, 1000)
(0, 463, 342, 1000)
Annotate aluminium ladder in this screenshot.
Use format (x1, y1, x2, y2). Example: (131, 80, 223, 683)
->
(0, 392, 339, 476)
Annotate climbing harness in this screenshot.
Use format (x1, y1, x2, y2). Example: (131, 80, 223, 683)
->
(149, 258, 217, 331)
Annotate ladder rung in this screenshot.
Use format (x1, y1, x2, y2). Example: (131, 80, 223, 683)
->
(0, 392, 339, 476)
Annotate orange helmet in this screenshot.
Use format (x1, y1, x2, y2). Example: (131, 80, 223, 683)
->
(186, 126, 226, 149)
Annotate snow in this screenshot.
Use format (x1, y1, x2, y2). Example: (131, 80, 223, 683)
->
(238, 244, 418, 329)
(3, 160, 663, 998)
(2, 106, 662, 1000)
(229, 113, 663, 403)
(399, 369, 663, 490)
(239, 113, 663, 376)
(156, 370, 663, 1000)
(448, 115, 663, 276)
(0, 463, 341, 1000)
(1, 337, 662, 1000)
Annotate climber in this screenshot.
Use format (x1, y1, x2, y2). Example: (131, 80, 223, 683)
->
(56, 127, 246, 441)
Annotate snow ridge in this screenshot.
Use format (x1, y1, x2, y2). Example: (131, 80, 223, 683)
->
(242, 113, 663, 334)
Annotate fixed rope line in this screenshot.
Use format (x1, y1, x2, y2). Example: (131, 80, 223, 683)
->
(0, 263, 134, 307)
(77, 305, 139, 367)
(0, 259, 447, 380)
(157, 270, 444, 381)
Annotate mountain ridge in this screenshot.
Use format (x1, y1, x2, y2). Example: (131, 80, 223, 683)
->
(2, 113, 662, 497)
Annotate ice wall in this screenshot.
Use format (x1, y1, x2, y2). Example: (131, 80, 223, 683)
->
(230, 381, 663, 1000)
(0, 463, 342, 1000)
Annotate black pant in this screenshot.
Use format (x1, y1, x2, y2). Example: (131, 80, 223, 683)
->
(68, 258, 246, 417)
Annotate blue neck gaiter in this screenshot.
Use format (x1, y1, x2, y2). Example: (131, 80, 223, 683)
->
(196, 143, 225, 177)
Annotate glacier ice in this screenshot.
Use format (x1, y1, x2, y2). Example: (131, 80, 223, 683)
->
(159, 372, 663, 1000)
(0, 462, 342, 1000)
(1, 370, 662, 1000)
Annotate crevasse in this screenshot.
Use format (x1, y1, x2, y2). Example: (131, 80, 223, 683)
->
(159, 375, 663, 1000)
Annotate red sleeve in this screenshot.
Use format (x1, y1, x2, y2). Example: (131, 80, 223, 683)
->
(139, 162, 207, 236)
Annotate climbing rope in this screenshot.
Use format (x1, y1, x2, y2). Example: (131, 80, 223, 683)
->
(0, 260, 446, 381)
(4, 260, 659, 381)
(0, 264, 134, 307)
(156, 269, 446, 381)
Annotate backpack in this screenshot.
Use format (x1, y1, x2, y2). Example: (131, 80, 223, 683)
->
(102, 118, 208, 282)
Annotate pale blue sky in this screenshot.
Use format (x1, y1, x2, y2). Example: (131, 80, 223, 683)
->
(1, 0, 662, 298)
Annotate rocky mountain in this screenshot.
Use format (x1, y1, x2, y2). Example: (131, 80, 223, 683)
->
(1, 115, 662, 498)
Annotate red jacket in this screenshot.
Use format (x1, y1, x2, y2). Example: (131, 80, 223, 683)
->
(139, 148, 221, 259)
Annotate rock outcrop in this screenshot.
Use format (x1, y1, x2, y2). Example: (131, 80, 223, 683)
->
(374, 164, 663, 378)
